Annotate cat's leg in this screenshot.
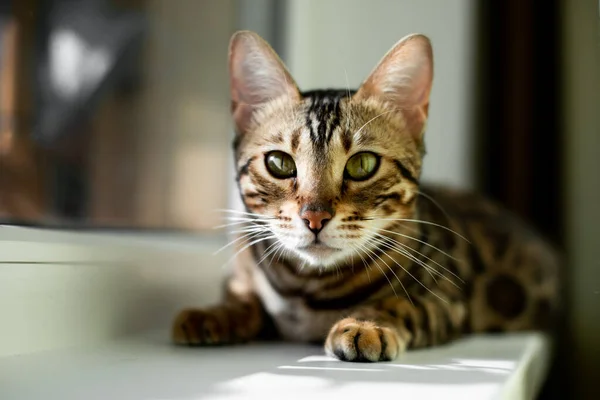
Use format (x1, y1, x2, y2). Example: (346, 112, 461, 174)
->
(172, 292, 269, 346)
(325, 296, 467, 362)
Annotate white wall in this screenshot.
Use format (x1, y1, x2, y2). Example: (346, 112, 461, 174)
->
(284, 0, 477, 189)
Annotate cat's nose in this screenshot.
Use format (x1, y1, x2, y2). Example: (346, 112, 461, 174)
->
(300, 210, 332, 235)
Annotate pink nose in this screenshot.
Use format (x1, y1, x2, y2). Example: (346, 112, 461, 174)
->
(300, 210, 332, 234)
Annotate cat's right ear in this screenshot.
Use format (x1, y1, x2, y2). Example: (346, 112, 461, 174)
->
(229, 31, 300, 135)
(354, 34, 433, 141)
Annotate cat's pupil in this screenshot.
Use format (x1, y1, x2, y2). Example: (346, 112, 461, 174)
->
(359, 156, 367, 173)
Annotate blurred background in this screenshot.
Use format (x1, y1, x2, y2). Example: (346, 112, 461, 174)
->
(0, 0, 597, 398)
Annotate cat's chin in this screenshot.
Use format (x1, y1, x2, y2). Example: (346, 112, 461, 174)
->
(294, 244, 349, 268)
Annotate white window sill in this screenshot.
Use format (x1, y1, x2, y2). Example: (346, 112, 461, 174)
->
(0, 225, 551, 399)
(0, 330, 549, 400)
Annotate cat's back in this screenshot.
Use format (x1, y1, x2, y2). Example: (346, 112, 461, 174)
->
(419, 183, 561, 333)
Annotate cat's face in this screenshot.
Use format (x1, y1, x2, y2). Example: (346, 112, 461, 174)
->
(229, 31, 433, 268)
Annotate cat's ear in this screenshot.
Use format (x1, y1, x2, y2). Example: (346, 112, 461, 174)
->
(354, 34, 433, 140)
(229, 31, 300, 134)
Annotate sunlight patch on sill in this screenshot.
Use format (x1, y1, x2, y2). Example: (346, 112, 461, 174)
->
(297, 355, 339, 363)
(385, 364, 436, 370)
(215, 371, 331, 391)
(453, 359, 516, 370)
(278, 365, 386, 372)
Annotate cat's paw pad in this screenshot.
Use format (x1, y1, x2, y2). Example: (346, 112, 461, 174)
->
(325, 318, 405, 362)
(171, 308, 227, 346)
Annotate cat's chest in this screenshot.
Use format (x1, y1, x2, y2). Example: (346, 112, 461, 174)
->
(252, 266, 340, 342)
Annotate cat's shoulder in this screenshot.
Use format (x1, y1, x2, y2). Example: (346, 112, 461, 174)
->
(418, 182, 500, 212)
(418, 182, 533, 233)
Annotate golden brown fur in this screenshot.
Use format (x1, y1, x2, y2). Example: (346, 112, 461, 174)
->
(172, 31, 560, 362)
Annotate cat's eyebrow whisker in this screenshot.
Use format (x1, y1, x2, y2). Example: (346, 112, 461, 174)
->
(365, 228, 465, 285)
(353, 109, 398, 139)
(368, 235, 449, 304)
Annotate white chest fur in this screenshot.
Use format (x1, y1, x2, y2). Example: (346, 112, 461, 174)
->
(252, 266, 340, 342)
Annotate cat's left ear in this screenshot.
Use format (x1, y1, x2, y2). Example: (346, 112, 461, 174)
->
(354, 34, 433, 140)
(229, 31, 300, 135)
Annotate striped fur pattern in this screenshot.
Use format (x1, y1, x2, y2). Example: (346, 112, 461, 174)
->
(172, 31, 560, 362)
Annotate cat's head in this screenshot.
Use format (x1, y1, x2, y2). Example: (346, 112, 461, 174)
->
(229, 31, 433, 268)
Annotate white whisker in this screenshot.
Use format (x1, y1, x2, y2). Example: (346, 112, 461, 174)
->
(213, 218, 268, 229)
(365, 229, 465, 285)
(368, 235, 449, 304)
(349, 243, 372, 283)
(357, 242, 414, 304)
(256, 240, 283, 266)
(375, 227, 462, 262)
(221, 216, 269, 222)
(221, 234, 276, 268)
(213, 208, 275, 219)
(369, 217, 470, 243)
(214, 229, 269, 255)
(416, 191, 451, 220)
(354, 109, 397, 139)
(228, 224, 273, 234)
(369, 232, 462, 291)
(267, 241, 288, 270)
(213, 220, 254, 229)
(357, 242, 397, 296)
(379, 235, 441, 285)
(299, 259, 308, 272)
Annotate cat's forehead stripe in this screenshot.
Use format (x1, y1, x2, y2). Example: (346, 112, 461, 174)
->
(301, 89, 355, 153)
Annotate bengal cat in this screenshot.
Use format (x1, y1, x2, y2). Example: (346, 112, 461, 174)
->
(172, 31, 560, 362)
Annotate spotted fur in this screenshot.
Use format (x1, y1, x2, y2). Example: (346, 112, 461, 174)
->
(172, 31, 560, 362)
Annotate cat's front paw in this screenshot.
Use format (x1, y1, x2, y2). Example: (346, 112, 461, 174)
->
(172, 308, 229, 346)
(325, 318, 405, 362)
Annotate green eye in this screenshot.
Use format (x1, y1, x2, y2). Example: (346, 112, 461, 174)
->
(345, 152, 379, 181)
(265, 151, 297, 179)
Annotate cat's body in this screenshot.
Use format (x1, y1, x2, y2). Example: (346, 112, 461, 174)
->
(172, 32, 559, 362)
(236, 181, 558, 344)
